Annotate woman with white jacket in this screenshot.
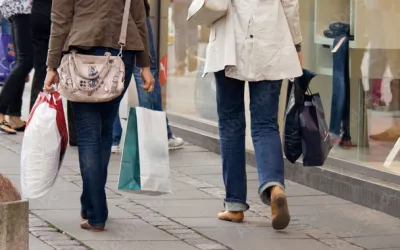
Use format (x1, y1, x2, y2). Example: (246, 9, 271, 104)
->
(204, 0, 302, 230)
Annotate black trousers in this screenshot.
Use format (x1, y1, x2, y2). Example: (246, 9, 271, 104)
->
(0, 14, 33, 116)
(30, 0, 52, 111)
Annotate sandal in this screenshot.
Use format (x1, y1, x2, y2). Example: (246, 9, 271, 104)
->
(0, 121, 16, 134)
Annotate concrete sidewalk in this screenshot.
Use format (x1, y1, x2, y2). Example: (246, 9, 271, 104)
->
(2, 132, 400, 250)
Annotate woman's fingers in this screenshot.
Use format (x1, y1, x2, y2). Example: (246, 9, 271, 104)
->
(141, 81, 155, 92)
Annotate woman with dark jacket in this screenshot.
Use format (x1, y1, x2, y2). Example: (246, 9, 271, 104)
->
(0, 0, 33, 134)
(44, 0, 154, 231)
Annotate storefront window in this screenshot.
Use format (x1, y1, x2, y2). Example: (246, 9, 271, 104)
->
(165, 1, 218, 123)
(163, 0, 400, 175)
(299, 0, 400, 175)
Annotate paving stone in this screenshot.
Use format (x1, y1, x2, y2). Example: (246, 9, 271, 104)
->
(174, 166, 223, 175)
(158, 225, 188, 230)
(29, 234, 55, 250)
(141, 216, 171, 223)
(344, 235, 400, 249)
(174, 216, 271, 228)
(29, 191, 81, 210)
(196, 243, 228, 250)
(33, 210, 177, 241)
(135, 199, 229, 218)
(319, 239, 364, 250)
(175, 233, 204, 239)
(150, 220, 181, 227)
(175, 176, 215, 188)
(29, 220, 49, 227)
(30, 227, 58, 232)
(31, 230, 64, 237)
(301, 229, 337, 239)
(83, 240, 198, 250)
(184, 238, 221, 246)
(167, 228, 195, 234)
(46, 240, 81, 246)
(39, 233, 72, 241)
(54, 246, 88, 250)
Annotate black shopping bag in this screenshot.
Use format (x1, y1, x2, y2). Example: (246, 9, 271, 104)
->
(299, 93, 332, 166)
(283, 69, 316, 163)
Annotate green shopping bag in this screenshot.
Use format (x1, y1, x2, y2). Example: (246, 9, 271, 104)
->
(117, 108, 141, 191)
(117, 107, 170, 195)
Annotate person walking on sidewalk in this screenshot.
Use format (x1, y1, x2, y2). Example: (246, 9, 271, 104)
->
(112, 0, 184, 153)
(44, 0, 153, 231)
(29, 0, 52, 112)
(0, 0, 33, 134)
(204, 0, 302, 230)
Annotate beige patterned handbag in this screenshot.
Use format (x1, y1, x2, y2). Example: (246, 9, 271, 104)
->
(58, 0, 131, 103)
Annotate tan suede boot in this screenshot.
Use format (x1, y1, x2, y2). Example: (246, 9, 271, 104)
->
(270, 186, 290, 230)
(217, 210, 244, 223)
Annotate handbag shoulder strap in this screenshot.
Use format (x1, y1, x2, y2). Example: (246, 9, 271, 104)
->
(118, 0, 132, 47)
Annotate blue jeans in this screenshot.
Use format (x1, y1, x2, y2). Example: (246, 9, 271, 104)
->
(215, 71, 285, 212)
(71, 47, 134, 227)
(329, 35, 351, 140)
(112, 17, 172, 146)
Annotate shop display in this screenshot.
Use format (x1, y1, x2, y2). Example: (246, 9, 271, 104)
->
(329, 35, 352, 148)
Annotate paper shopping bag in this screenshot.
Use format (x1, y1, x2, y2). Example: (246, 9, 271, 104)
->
(117, 107, 171, 195)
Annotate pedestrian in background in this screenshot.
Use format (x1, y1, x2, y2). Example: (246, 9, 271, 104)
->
(112, 0, 184, 153)
(29, 0, 52, 111)
(44, 0, 153, 231)
(204, 0, 302, 230)
(0, 0, 33, 134)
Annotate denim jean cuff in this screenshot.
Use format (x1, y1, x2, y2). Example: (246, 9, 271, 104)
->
(259, 181, 285, 205)
(88, 220, 106, 227)
(224, 199, 250, 212)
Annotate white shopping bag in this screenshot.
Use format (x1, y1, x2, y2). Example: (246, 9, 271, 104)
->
(20, 92, 68, 199)
(117, 107, 171, 195)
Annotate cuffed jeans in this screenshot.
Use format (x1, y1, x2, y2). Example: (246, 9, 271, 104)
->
(71, 47, 134, 227)
(330, 35, 351, 140)
(215, 71, 285, 212)
(0, 14, 33, 116)
(112, 17, 172, 146)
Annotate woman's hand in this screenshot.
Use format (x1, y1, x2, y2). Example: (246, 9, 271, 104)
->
(43, 70, 59, 93)
(141, 67, 155, 93)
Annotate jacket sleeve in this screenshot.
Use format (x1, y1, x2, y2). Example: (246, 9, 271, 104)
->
(132, 0, 150, 68)
(281, 0, 302, 46)
(46, 0, 75, 69)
